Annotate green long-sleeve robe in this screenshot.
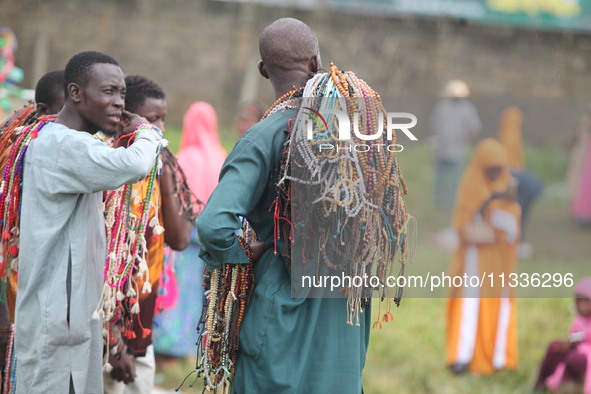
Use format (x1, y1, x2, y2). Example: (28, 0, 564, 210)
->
(197, 109, 370, 394)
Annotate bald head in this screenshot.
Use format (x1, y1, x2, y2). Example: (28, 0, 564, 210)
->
(258, 18, 321, 93)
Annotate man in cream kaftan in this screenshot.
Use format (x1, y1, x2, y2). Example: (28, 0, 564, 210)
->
(15, 122, 161, 393)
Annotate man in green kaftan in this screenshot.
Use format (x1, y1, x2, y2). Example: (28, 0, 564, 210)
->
(196, 18, 369, 394)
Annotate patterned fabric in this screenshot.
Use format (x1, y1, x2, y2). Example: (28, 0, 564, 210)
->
(125, 177, 164, 357)
(152, 227, 204, 357)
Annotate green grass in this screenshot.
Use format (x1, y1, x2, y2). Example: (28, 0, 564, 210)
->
(364, 298, 572, 394)
(163, 126, 182, 154)
(363, 143, 587, 393)
(155, 141, 589, 393)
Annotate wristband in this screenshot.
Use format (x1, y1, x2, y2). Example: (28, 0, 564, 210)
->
(134, 122, 164, 139)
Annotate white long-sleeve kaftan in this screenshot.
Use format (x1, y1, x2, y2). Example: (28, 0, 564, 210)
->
(15, 122, 161, 394)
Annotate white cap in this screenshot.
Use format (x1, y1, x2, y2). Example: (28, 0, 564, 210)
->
(442, 80, 470, 98)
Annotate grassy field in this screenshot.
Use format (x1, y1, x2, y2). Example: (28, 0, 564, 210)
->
(157, 129, 589, 393)
(361, 143, 588, 394)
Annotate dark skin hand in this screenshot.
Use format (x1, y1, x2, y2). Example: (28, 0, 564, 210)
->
(108, 334, 137, 384)
(159, 163, 192, 250)
(250, 240, 272, 261)
(119, 109, 149, 135)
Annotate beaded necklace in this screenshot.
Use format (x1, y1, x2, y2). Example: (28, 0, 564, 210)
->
(93, 123, 167, 369)
(0, 113, 168, 372)
(0, 104, 37, 153)
(261, 86, 305, 120)
(178, 221, 255, 392)
(276, 62, 414, 326)
(2, 323, 14, 394)
(0, 114, 54, 291)
(0, 111, 55, 393)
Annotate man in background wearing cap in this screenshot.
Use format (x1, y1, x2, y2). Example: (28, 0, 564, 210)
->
(430, 79, 482, 207)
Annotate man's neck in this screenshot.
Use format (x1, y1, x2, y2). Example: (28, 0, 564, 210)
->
(56, 105, 95, 134)
(272, 75, 310, 100)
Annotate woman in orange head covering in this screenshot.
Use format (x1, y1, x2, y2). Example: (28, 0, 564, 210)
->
(498, 107, 525, 170)
(497, 106, 542, 257)
(447, 138, 521, 376)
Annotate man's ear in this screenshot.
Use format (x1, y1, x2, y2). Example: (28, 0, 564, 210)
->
(35, 103, 48, 116)
(258, 60, 269, 80)
(308, 54, 322, 74)
(68, 83, 82, 103)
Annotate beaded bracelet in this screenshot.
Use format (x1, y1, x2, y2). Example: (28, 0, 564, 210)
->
(134, 121, 164, 139)
(237, 236, 254, 264)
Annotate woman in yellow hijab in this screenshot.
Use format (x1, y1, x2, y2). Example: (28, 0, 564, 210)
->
(497, 106, 542, 258)
(447, 138, 521, 375)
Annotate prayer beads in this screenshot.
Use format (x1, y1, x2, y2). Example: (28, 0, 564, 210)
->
(190, 223, 255, 392)
(94, 125, 165, 368)
(0, 116, 52, 285)
(275, 63, 414, 327)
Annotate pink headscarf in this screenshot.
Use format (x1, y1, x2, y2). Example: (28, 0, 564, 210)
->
(576, 277, 591, 300)
(177, 102, 227, 203)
